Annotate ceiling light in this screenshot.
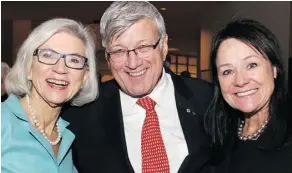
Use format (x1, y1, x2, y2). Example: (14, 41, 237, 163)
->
(160, 7, 167, 11)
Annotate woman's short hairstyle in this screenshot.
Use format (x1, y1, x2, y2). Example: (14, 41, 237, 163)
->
(205, 18, 288, 147)
(100, 1, 166, 49)
(5, 18, 99, 106)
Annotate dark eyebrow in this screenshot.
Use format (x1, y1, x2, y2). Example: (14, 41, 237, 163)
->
(243, 55, 259, 60)
(217, 55, 260, 69)
(217, 63, 232, 69)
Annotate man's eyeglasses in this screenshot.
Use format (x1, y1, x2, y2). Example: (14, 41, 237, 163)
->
(33, 49, 88, 70)
(106, 37, 161, 62)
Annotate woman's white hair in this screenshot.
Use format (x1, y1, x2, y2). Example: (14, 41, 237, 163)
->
(1, 62, 10, 74)
(5, 18, 99, 106)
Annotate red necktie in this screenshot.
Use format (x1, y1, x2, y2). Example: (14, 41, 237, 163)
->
(137, 96, 170, 173)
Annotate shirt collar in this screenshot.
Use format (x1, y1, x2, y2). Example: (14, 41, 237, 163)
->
(148, 68, 168, 107)
(5, 94, 70, 133)
(5, 94, 28, 121)
(119, 68, 168, 108)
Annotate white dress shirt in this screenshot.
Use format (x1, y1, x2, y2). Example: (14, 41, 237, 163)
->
(120, 69, 188, 173)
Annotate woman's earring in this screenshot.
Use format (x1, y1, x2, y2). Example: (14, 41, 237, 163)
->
(27, 76, 32, 80)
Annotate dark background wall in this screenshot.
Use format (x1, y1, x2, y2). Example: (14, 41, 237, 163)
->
(1, 2, 292, 83)
(2, 20, 13, 66)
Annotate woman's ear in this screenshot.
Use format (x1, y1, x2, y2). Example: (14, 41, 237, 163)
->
(82, 70, 89, 86)
(28, 70, 33, 80)
(273, 66, 277, 79)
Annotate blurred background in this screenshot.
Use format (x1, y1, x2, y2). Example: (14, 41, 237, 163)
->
(2, 1, 292, 90)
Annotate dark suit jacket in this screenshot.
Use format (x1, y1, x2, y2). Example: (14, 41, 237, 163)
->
(62, 69, 214, 173)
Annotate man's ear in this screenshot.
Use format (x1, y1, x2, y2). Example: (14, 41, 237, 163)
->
(162, 35, 168, 61)
(106, 57, 112, 69)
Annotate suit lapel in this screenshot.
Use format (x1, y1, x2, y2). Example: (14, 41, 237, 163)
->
(103, 81, 135, 173)
(171, 71, 198, 153)
(169, 70, 211, 172)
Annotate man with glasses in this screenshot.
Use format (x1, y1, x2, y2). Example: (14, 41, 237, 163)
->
(63, 1, 215, 173)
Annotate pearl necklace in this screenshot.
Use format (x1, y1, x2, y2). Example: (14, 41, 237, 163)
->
(26, 95, 61, 145)
(237, 117, 269, 141)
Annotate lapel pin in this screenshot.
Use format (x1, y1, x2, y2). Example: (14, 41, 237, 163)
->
(186, 109, 191, 113)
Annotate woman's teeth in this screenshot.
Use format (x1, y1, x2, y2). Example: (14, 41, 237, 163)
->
(237, 89, 257, 97)
(47, 79, 69, 86)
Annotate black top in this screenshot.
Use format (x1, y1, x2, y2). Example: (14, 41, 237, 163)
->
(228, 139, 292, 173)
(216, 117, 292, 173)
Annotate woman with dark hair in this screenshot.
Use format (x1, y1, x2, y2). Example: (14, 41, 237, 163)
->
(205, 18, 292, 173)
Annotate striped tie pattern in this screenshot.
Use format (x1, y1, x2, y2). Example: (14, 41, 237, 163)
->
(137, 96, 170, 173)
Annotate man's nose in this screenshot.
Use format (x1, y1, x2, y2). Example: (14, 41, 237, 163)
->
(125, 50, 142, 69)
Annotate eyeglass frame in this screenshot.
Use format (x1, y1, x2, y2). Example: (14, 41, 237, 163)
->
(106, 37, 161, 62)
(33, 48, 88, 70)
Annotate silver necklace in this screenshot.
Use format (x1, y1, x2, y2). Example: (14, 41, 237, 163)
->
(237, 117, 269, 141)
(26, 95, 61, 145)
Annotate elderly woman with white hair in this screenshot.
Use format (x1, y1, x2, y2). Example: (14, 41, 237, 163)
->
(1, 18, 98, 173)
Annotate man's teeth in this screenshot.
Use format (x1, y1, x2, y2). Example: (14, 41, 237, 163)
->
(237, 89, 257, 97)
(47, 79, 69, 86)
(129, 69, 146, 76)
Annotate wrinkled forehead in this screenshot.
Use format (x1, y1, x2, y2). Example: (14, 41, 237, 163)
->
(109, 19, 159, 46)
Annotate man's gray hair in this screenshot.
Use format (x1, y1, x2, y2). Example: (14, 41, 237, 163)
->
(100, 1, 166, 48)
(5, 18, 99, 106)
